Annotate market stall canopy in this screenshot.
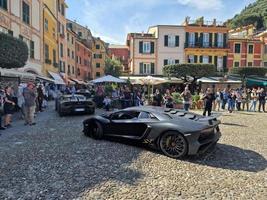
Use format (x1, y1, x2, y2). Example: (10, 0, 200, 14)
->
(70, 78, 88, 85)
(197, 77, 242, 84)
(139, 76, 167, 85)
(36, 75, 55, 83)
(247, 77, 267, 87)
(120, 76, 183, 85)
(48, 71, 65, 85)
(0, 68, 36, 82)
(91, 75, 126, 84)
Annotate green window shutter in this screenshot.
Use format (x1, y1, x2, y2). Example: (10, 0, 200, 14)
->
(164, 35, 168, 46)
(195, 32, 198, 45)
(223, 56, 227, 71)
(200, 56, 203, 63)
(209, 33, 213, 47)
(150, 42, 154, 54)
(175, 59, 179, 64)
(151, 63, 155, 74)
(185, 32, 189, 47)
(139, 41, 143, 53)
(164, 59, 168, 66)
(194, 55, 198, 63)
(214, 56, 218, 67)
(214, 33, 218, 47)
(209, 56, 212, 63)
(223, 33, 227, 48)
(175, 36, 179, 47)
(139, 62, 143, 74)
(199, 33, 203, 47)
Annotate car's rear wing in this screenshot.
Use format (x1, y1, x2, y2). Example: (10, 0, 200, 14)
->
(197, 113, 222, 126)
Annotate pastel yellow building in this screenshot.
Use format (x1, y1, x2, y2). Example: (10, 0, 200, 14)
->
(43, 0, 59, 76)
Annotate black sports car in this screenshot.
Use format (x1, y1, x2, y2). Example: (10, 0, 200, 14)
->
(83, 106, 221, 158)
(56, 94, 95, 116)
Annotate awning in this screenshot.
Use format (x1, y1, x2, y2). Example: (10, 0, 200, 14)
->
(48, 71, 65, 85)
(91, 75, 126, 84)
(36, 75, 55, 83)
(70, 78, 87, 85)
(247, 78, 267, 87)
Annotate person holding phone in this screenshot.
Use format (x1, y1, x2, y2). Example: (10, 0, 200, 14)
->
(4, 86, 15, 128)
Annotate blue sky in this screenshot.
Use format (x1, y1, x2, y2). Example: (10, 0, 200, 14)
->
(66, 0, 256, 44)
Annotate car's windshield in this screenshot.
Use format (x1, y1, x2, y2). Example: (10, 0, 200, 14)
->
(61, 95, 86, 101)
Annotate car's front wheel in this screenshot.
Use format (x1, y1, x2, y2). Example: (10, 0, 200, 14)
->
(90, 121, 103, 139)
(159, 131, 188, 159)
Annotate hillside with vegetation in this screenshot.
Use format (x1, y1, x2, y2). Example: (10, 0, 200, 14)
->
(227, 0, 267, 30)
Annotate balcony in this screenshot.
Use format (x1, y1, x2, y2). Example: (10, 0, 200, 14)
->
(184, 42, 228, 49)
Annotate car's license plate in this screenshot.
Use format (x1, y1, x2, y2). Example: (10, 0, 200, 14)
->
(75, 108, 85, 112)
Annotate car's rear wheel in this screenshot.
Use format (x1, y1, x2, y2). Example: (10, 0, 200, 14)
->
(90, 121, 103, 139)
(159, 131, 188, 159)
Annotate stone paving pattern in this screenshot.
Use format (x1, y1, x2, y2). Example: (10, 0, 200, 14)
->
(0, 106, 266, 199)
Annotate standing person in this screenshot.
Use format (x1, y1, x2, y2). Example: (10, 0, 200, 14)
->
(235, 89, 242, 111)
(181, 86, 192, 111)
(202, 88, 215, 116)
(3, 86, 15, 128)
(153, 89, 162, 107)
(258, 88, 266, 112)
(221, 88, 228, 110)
(0, 89, 6, 131)
(213, 88, 222, 111)
(123, 87, 131, 108)
(103, 95, 112, 111)
(250, 88, 258, 112)
(17, 83, 26, 119)
(242, 88, 250, 112)
(163, 89, 174, 108)
(23, 82, 37, 126)
(227, 89, 235, 113)
(37, 84, 44, 112)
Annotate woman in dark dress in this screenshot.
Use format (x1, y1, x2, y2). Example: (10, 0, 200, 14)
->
(4, 86, 15, 128)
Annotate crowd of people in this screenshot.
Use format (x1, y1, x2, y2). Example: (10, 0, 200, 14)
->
(0, 82, 50, 135)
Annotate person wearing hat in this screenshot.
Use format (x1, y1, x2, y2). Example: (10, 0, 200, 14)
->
(23, 82, 37, 126)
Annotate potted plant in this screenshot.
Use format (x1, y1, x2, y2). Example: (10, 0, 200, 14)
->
(171, 92, 183, 109)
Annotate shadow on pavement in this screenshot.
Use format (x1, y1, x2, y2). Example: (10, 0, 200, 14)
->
(221, 122, 247, 127)
(187, 143, 267, 172)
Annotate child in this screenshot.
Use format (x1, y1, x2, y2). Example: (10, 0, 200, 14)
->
(103, 96, 112, 111)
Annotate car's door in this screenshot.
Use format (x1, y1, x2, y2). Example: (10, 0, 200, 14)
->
(105, 111, 148, 138)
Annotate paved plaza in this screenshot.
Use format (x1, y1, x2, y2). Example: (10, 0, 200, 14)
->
(0, 106, 266, 199)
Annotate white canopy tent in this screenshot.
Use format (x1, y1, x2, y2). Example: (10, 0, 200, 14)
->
(48, 71, 65, 85)
(91, 75, 126, 84)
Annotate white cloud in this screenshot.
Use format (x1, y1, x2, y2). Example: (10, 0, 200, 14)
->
(176, 0, 223, 10)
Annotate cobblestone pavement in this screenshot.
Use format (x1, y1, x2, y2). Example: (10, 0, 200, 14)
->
(0, 105, 266, 200)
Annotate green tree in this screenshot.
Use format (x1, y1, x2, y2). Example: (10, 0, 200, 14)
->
(104, 57, 123, 77)
(163, 64, 216, 83)
(0, 32, 28, 69)
(230, 67, 267, 85)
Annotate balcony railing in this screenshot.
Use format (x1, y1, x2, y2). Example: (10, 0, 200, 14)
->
(184, 42, 228, 48)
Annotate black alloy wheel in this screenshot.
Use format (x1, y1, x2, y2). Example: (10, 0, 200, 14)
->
(159, 131, 188, 159)
(91, 121, 103, 139)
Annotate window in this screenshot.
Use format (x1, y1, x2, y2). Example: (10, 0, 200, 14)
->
(96, 63, 100, 68)
(264, 62, 267, 67)
(203, 33, 209, 47)
(79, 57, 81, 64)
(164, 59, 178, 65)
(96, 72, 100, 77)
(30, 41, 34, 59)
(53, 49, 56, 64)
(168, 35, 175, 47)
(72, 66, 75, 74)
(72, 51, 74, 59)
(77, 68, 80, 76)
(96, 44, 100, 49)
(61, 24, 64, 35)
(189, 32, 195, 46)
(57, 0, 60, 12)
(217, 33, 223, 47)
(234, 43, 241, 53)
(248, 44, 253, 54)
(264, 45, 267, 54)
(71, 37, 74, 44)
(22, 1, 30, 25)
(44, 19, 48, 31)
(0, 0, 8, 10)
(143, 42, 151, 53)
(67, 33, 69, 41)
(94, 54, 102, 59)
(44, 44, 49, 61)
(234, 61, 240, 67)
(78, 32, 82, 37)
(60, 43, 63, 57)
(203, 56, 209, 64)
(61, 4, 65, 16)
(248, 62, 253, 67)
(67, 65, 70, 74)
(188, 55, 194, 63)
(139, 63, 155, 74)
(217, 57, 223, 71)
(67, 48, 70, 57)
(8, 30, 13, 36)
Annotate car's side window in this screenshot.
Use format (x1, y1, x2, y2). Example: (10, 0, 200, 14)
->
(138, 112, 150, 119)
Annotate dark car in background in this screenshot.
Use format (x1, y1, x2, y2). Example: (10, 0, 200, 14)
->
(56, 94, 95, 116)
(83, 107, 221, 159)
